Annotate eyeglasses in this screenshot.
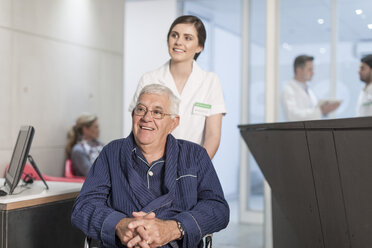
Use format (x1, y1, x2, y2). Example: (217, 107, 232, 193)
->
(134, 104, 173, 120)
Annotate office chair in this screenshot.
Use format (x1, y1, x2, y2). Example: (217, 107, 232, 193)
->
(64, 159, 86, 181)
(84, 237, 96, 248)
(84, 234, 212, 248)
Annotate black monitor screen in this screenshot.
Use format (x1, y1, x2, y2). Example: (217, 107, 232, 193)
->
(5, 126, 35, 194)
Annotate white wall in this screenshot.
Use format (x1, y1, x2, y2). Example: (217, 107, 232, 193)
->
(123, 0, 177, 135)
(0, 0, 124, 176)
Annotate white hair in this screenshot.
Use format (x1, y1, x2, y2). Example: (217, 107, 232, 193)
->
(137, 84, 180, 118)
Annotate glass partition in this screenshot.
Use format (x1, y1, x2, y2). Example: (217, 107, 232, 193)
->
(247, 0, 266, 212)
(278, 0, 332, 121)
(335, 0, 372, 118)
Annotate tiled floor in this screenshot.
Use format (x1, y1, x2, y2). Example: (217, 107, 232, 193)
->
(213, 199, 263, 248)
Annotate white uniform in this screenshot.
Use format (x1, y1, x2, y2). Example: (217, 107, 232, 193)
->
(129, 60, 226, 145)
(356, 83, 372, 117)
(281, 79, 322, 121)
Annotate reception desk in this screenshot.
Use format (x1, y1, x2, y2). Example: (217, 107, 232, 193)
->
(240, 117, 372, 248)
(0, 179, 84, 248)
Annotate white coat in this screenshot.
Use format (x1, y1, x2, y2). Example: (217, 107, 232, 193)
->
(281, 79, 322, 121)
(129, 60, 226, 145)
(356, 83, 372, 117)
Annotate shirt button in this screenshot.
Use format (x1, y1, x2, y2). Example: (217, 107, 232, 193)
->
(148, 171, 154, 176)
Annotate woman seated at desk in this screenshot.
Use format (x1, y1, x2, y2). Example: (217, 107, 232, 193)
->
(66, 113, 103, 177)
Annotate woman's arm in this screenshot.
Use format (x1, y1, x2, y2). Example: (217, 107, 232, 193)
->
(203, 113, 223, 159)
(71, 145, 91, 176)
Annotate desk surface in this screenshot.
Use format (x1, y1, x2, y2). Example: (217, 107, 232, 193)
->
(0, 178, 82, 210)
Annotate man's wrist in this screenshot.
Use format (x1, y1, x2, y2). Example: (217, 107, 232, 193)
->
(176, 221, 184, 240)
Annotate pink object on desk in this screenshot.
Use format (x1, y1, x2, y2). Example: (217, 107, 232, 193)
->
(4, 163, 85, 184)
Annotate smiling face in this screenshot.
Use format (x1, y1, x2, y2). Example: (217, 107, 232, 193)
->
(168, 23, 203, 63)
(132, 93, 179, 150)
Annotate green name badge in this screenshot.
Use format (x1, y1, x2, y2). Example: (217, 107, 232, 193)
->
(363, 100, 372, 107)
(193, 102, 211, 116)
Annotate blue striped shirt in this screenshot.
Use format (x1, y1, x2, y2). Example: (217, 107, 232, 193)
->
(132, 146, 165, 197)
(71, 133, 229, 248)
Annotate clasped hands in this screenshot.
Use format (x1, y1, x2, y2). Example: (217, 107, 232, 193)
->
(115, 211, 181, 248)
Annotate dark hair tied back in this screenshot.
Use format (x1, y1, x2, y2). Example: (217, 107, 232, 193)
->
(167, 15, 206, 60)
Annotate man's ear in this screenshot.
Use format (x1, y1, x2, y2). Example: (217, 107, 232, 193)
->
(295, 67, 299, 76)
(170, 116, 180, 133)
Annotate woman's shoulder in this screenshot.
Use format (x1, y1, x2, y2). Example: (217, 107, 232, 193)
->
(71, 142, 85, 154)
(141, 61, 170, 80)
(93, 139, 104, 147)
(193, 61, 220, 82)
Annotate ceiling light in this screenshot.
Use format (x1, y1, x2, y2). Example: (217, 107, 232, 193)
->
(355, 9, 363, 15)
(282, 42, 292, 51)
(368, 24, 372, 29)
(317, 18, 324, 24)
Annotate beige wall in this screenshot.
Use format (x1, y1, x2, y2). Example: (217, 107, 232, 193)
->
(0, 0, 124, 176)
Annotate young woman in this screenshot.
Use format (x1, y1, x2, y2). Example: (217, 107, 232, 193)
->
(66, 113, 103, 176)
(129, 15, 226, 159)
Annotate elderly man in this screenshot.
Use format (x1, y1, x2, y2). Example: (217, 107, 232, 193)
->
(356, 54, 372, 116)
(71, 84, 229, 248)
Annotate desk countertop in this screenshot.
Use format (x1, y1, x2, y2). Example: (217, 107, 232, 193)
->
(0, 178, 82, 210)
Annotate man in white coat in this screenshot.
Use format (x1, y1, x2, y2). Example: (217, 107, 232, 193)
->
(356, 54, 372, 117)
(281, 55, 340, 121)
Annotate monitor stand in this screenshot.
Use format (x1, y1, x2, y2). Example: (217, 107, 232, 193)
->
(27, 155, 49, 190)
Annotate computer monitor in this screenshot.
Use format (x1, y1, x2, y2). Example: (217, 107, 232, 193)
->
(5, 126, 35, 194)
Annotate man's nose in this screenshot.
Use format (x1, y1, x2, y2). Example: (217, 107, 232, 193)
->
(142, 110, 153, 121)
